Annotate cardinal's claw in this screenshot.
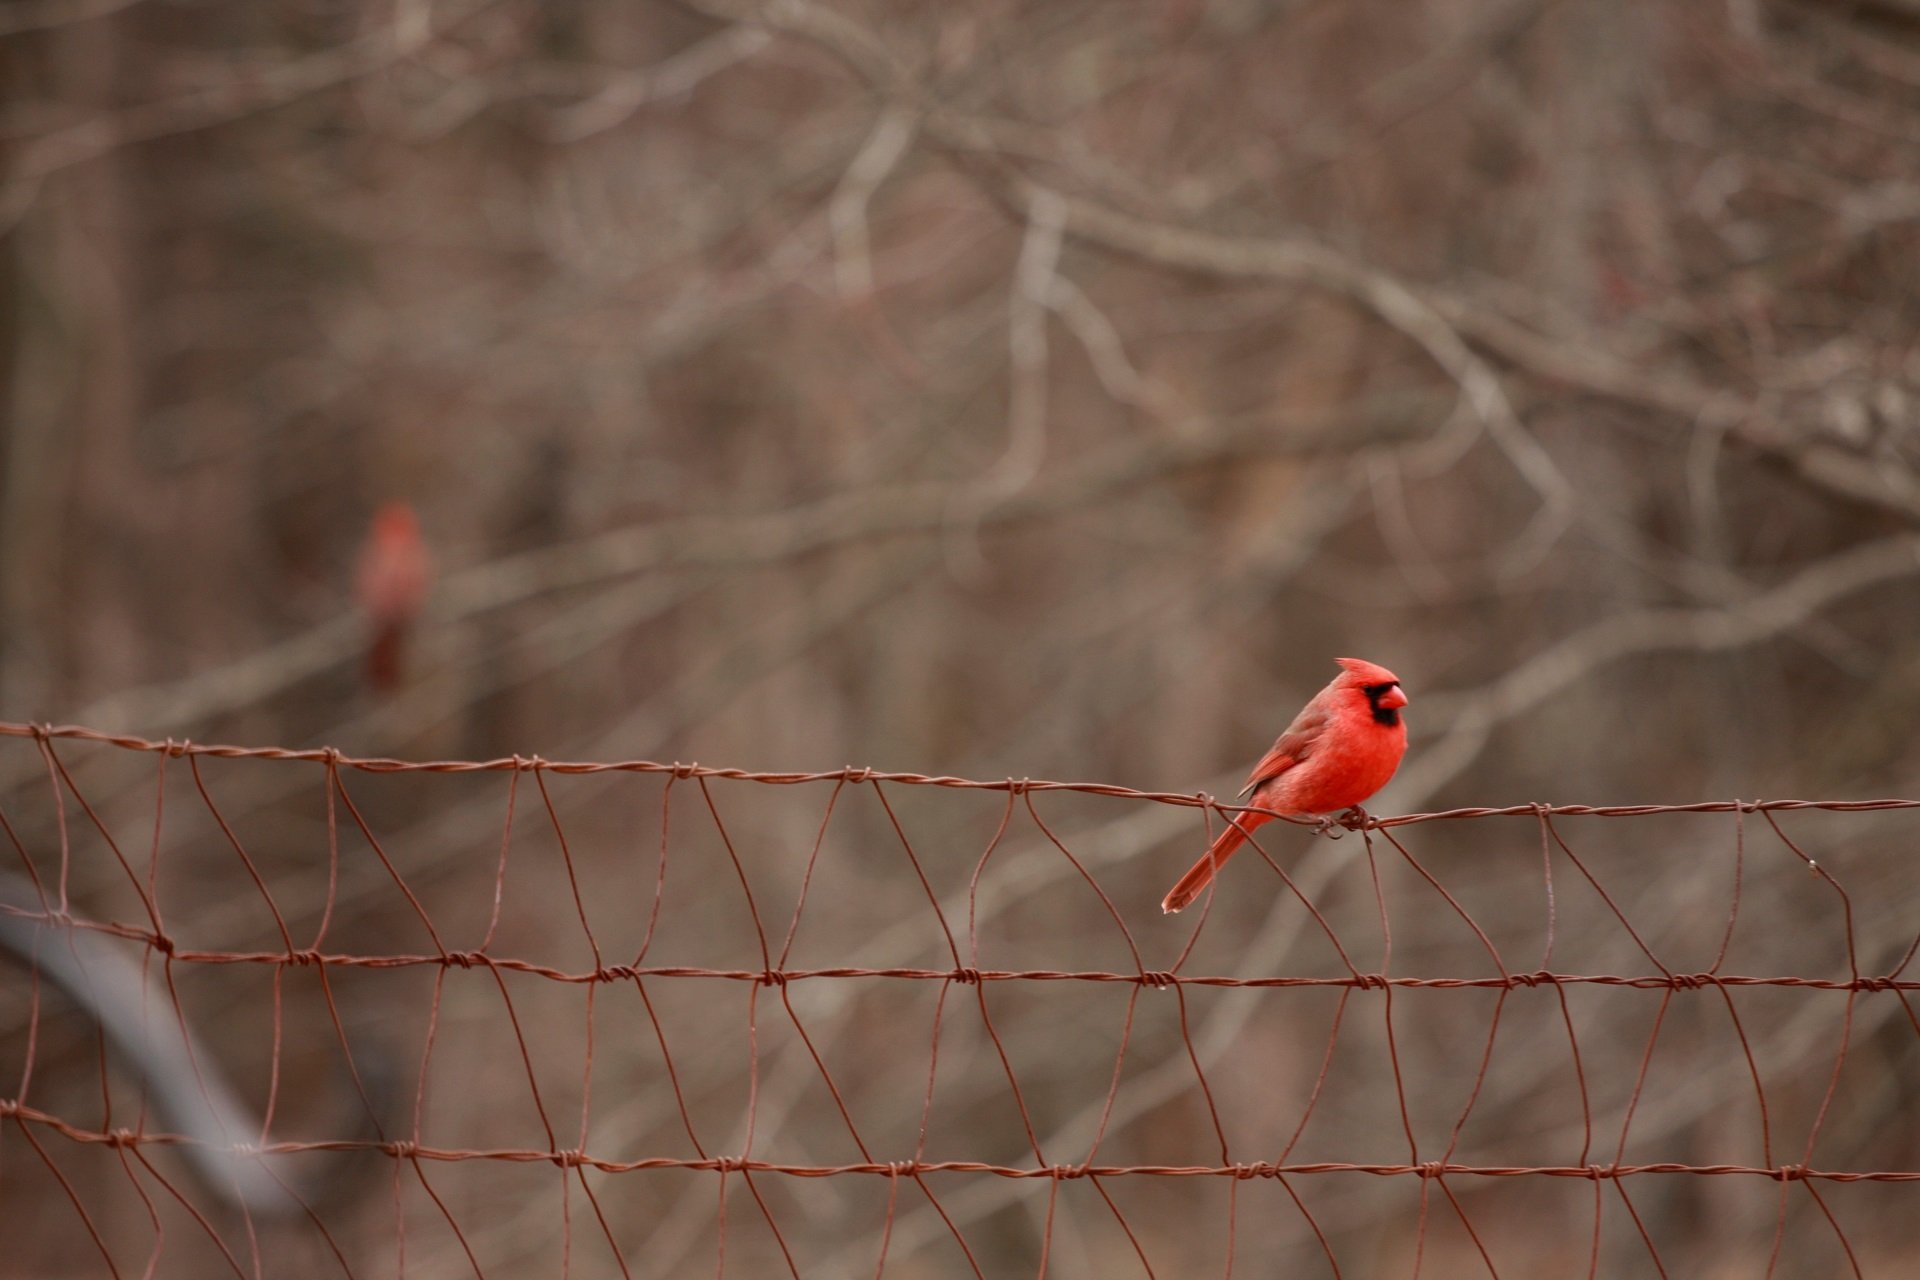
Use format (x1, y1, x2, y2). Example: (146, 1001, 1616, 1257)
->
(1311, 815, 1343, 839)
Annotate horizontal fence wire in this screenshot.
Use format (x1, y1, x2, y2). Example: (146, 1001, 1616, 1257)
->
(1, 721, 1917, 1278)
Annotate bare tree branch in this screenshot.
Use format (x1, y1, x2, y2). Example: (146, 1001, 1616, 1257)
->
(59, 412, 1430, 737)
(5, 0, 507, 197)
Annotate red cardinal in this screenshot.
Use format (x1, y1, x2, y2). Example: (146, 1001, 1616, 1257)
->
(355, 502, 431, 693)
(1161, 657, 1408, 914)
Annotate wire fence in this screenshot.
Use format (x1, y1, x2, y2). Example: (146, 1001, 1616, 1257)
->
(1, 721, 1917, 1278)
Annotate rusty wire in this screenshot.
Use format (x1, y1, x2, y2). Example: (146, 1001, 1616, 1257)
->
(1, 720, 1916, 1278)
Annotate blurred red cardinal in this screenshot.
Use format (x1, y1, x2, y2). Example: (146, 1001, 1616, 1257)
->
(1162, 657, 1408, 914)
(355, 502, 430, 694)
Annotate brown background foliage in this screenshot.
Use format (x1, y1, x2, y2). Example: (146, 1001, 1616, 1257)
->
(3, 0, 1919, 1274)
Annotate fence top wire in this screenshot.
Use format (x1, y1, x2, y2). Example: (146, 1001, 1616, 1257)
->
(3, 720, 1919, 1279)
(4, 720, 1916, 824)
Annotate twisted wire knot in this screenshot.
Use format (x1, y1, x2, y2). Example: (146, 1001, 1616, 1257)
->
(1139, 972, 1178, 990)
(951, 967, 983, 985)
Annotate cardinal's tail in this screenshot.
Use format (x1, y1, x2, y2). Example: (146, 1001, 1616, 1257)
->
(1161, 812, 1272, 914)
(365, 619, 408, 694)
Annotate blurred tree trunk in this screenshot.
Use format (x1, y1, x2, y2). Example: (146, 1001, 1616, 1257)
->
(4, 19, 148, 715)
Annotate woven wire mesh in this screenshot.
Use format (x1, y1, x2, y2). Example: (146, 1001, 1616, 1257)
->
(2, 722, 1917, 1277)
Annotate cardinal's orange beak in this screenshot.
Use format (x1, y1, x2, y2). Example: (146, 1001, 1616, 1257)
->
(1378, 684, 1408, 711)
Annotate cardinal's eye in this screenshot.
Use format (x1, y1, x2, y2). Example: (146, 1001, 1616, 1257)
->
(1363, 683, 1395, 697)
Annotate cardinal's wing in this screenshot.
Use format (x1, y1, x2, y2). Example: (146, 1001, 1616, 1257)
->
(1238, 702, 1328, 797)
